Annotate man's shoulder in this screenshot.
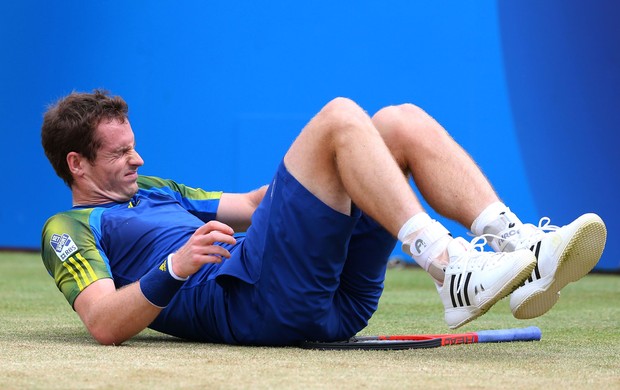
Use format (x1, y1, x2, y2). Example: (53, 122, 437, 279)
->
(137, 175, 223, 202)
(41, 208, 100, 264)
(42, 209, 97, 246)
(44, 208, 94, 227)
(137, 174, 178, 190)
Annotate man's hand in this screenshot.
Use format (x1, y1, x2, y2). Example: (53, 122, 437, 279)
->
(171, 221, 237, 278)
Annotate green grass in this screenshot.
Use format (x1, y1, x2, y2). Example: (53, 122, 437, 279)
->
(1, 252, 619, 389)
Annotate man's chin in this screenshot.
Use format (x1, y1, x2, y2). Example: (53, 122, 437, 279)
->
(127, 187, 139, 200)
(115, 187, 139, 203)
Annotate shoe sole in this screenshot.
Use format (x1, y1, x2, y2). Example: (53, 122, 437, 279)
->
(450, 253, 537, 329)
(512, 215, 607, 319)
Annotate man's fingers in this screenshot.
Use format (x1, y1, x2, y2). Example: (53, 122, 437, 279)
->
(173, 221, 237, 276)
(194, 220, 235, 236)
(194, 230, 237, 246)
(201, 244, 232, 259)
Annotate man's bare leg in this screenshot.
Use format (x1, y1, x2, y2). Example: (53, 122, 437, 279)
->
(283, 97, 423, 237)
(283, 98, 537, 329)
(371, 103, 500, 228)
(284, 98, 500, 279)
(368, 104, 607, 324)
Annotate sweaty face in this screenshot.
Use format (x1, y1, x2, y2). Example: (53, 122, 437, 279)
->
(82, 119, 144, 203)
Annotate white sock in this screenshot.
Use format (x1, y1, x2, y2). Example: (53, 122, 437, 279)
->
(399, 213, 452, 285)
(471, 202, 524, 251)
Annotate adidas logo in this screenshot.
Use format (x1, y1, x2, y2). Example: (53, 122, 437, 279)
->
(526, 241, 542, 283)
(448, 272, 473, 307)
(448, 273, 490, 307)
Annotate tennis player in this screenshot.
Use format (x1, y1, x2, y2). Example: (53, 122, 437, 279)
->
(40, 90, 606, 345)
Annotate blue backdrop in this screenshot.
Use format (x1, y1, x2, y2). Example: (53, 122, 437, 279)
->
(0, 1, 617, 271)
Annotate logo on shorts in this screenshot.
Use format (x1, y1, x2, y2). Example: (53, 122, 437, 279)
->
(50, 233, 78, 262)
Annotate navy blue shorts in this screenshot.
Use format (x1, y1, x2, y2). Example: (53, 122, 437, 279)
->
(216, 161, 397, 345)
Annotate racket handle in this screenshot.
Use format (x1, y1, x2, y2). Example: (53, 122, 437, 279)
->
(476, 326, 542, 343)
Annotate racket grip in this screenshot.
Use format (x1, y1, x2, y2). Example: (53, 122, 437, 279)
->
(476, 326, 542, 343)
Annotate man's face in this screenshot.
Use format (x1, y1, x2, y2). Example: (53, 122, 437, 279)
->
(82, 119, 144, 203)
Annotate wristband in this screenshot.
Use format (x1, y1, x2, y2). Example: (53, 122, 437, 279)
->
(139, 256, 186, 308)
(167, 254, 188, 281)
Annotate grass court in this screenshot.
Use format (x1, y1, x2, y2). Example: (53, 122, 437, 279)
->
(1, 251, 618, 389)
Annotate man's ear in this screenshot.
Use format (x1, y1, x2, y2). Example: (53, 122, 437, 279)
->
(66, 151, 84, 177)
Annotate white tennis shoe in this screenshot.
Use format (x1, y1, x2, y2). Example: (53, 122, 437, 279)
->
(506, 213, 607, 319)
(440, 237, 536, 329)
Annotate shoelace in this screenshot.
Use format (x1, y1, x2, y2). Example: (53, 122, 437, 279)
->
(454, 235, 497, 295)
(496, 217, 560, 248)
(453, 217, 559, 294)
(533, 217, 560, 232)
(478, 217, 559, 250)
(468, 235, 489, 252)
(522, 217, 560, 247)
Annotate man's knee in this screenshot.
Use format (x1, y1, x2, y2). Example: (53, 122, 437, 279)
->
(373, 103, 429, 132)
(316, 97, 373, 135)
(372, 103, 443, 149)
(322, 97, 365, 116)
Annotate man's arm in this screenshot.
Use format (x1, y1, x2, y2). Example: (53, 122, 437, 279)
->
(216, 185, 268, 232)
(73, 221, 237, 345)
(73, 278, 161, 345)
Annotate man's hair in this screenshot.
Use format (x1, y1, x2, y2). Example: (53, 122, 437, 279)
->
(41, 89, 129, 187)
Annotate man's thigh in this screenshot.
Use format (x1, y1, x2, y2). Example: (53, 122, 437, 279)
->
(219, 161, 363, 344)
(336, 214, 397, 335)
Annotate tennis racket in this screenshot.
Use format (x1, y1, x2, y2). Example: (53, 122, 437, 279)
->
(300, 326, 542, 350)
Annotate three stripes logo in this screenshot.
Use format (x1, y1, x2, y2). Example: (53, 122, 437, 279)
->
(448, 272, 476, 308)
(61, 253, 98, 291)
(527, 241, 543, 283)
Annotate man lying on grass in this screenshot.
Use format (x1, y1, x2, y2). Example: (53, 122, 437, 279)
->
(40, 90, 606, 345)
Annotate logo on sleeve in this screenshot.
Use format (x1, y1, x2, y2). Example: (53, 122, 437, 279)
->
(50, 233, 79, 262)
